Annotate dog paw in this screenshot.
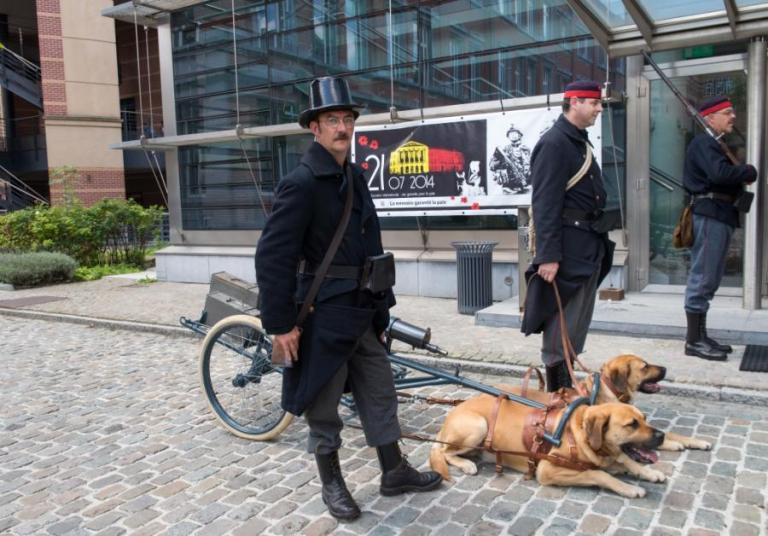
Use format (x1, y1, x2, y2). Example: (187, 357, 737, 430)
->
(686, 439, 712, 450)
(642, 468, 666, 483)
(660, 439, 685, 452)
(620, 485, 646, 498)
(460, 461, 478, 475)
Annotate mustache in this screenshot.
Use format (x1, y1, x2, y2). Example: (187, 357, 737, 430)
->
(334, 134, 349, 141)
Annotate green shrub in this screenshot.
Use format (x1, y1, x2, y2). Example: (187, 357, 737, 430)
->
(0, 252, 78, 288)
(0, 199, 164, 267)
(74, 263, 142, 281)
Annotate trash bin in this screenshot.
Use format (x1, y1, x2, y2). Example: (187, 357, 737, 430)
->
(517, 206, 532, 312)
(451, 241, 498, 315)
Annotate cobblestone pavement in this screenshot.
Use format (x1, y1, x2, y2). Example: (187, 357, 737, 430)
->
(1, 316, 767, 535)
(2, 278, 765, 392)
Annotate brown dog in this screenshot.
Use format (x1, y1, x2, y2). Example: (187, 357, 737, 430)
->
(429, 400, 665, 498)
(495, 354, 711, 451)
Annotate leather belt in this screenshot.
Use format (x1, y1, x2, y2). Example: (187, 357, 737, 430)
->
(562, 217, 595, 230)
(562, 207, 599, 221)
(298, 261, 362, 280)
(693, 192, 736, 202)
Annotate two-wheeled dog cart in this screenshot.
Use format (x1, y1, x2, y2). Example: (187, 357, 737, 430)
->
(181, 272, 557, 442)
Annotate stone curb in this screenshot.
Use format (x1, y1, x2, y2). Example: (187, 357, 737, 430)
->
(0, 307, 195, 338)
(2, 306, 767, 407)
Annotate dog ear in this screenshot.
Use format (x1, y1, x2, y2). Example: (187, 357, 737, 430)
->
(610, 364, 629, 396)
(584, 411, 610, 451)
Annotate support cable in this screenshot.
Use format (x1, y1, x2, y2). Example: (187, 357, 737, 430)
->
(0, 164, 48, 205)
(228, 0, 269, 218)
(388, 0, 396, 121)
(132, 4, 145, 134)
(231, 0, 241, 126)
(144, 25, 155, 136)
(142, 149, 169, 206)
(130, 6, 167, 206)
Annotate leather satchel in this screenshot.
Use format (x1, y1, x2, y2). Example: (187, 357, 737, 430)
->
(270, 166, 355, 367)
(672, 204, 693, 249)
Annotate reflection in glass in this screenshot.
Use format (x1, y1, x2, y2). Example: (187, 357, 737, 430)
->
(582, 0, 635, 28)
(648, 72, 746, 286)
(171, 0, 627, 231)
(636, 0, 724, 22)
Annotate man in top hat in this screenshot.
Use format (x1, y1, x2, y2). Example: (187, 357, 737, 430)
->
(682, 96, 756, 361)
(255, 76, 441, 521)
(521, 80, 615, 392)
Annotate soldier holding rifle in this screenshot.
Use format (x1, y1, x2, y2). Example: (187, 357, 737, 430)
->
(682, 96, 757, 361)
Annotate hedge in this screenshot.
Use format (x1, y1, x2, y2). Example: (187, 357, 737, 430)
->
(0, 252, 78, 288)
(0, 199, 164, 267)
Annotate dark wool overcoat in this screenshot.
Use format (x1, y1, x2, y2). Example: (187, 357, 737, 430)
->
(684, 133, 757, 228)
(255, 141, 395, 416)
(521, 114, 615, 335)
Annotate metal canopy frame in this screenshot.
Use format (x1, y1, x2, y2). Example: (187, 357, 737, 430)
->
(564, 0, 768, 57)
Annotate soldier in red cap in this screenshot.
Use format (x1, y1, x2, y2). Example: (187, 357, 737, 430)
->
(255, 76, 441, 521)
(521, 81, 615, 391)
(682, 96, 757, 361)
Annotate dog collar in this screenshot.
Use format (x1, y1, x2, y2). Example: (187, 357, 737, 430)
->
(589, 372, 601, 405)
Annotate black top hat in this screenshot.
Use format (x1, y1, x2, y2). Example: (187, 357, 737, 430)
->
(298, 76, 364, 128)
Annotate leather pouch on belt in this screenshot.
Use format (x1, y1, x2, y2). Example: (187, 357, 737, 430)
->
(734, 191, 754, 213)
(361, 252, 396, 294)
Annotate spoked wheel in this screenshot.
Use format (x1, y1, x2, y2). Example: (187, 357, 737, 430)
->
(199, 314, 294, 440)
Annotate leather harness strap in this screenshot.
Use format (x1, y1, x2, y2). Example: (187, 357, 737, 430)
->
(520, 366, 546, 399)
(484, 395, 509, 473)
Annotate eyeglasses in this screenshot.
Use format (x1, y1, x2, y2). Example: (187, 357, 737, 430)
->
(322, 116, 355, 128)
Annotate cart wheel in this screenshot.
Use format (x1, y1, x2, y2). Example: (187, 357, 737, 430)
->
(199, 314, 294, 440)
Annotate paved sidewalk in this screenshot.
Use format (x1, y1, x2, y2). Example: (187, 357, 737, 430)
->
(0, 274, 767, 400)
(1, 317, 766, 536)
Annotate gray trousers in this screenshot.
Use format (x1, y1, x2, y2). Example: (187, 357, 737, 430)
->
(685, 214, 733, 314)
(304, 327, 401, 455)
(541, 257, 603, 367)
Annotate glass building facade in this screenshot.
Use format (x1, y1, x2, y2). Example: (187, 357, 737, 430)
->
(169, 0, 627, 231)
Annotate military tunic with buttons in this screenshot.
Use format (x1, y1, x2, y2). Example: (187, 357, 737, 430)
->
(522, 114, 615, 336)
(255, 141, 395, 416)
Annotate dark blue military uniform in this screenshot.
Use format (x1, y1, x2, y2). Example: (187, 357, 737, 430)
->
(521, 114, 615, 365)
(255, 141, 395, 418)
(683, 133, 756, 314)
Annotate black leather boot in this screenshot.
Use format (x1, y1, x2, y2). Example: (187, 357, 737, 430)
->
(545, 360, 572, 392)
(376, 442, 442, 496)
(315, 452, 360, 521)
(700, 312, 733, 354)
(684, 312, 727, 361)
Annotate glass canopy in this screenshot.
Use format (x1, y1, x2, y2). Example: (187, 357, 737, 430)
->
(566, 0, 768, 56)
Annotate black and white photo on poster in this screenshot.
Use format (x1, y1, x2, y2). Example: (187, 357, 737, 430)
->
(352, 109, 601, 216)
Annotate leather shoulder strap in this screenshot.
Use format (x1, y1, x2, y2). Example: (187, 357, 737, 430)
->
(295, 165, 355, 327)
(566, 143, 592, 191)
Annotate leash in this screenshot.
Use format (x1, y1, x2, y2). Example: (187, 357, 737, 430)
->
(396, 391, 465, 406)
(399, 428, 597, 477)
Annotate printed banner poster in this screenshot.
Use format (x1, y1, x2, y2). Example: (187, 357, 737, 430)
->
(352, 108, 602, 216)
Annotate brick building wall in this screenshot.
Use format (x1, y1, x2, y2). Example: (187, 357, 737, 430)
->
(36, 0, 126, 206)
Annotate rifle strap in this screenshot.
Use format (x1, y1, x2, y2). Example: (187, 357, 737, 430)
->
(295, 165, 355, 327)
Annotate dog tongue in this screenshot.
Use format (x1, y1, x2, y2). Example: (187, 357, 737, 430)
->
(624, 445, 659, 464)
(641, 382, 661, 394)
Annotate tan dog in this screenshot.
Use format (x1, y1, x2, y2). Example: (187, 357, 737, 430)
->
(430, 400, 665, 498)
(495, 354, 711, 451)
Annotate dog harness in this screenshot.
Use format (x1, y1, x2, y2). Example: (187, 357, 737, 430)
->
(483, 394, 597, 479)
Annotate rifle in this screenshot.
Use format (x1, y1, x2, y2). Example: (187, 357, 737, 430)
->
(643, 50, 754, 212)
(641, 50, 740, 166)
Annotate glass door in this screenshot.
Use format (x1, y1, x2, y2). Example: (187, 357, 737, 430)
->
(648, 70, 747, 286)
